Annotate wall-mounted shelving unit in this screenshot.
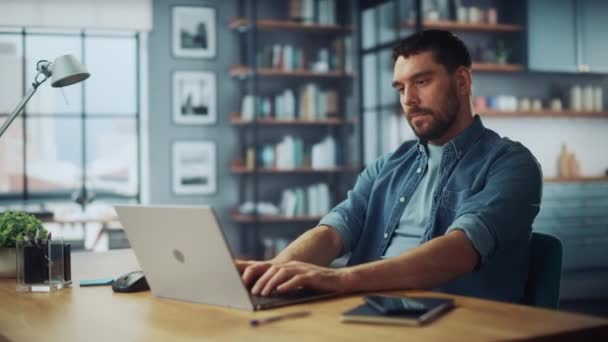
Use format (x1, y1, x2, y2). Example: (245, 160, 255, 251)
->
(471, 62, 524, 72)
(229, 18, 353, 33)
(230, 0, 359, 259)
(402, 20, 523, 32)
(230, 113, 356, 126)
(229, 66, 354, 78)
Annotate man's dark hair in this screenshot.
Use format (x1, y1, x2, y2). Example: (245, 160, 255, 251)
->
(392, 29, 471, 73)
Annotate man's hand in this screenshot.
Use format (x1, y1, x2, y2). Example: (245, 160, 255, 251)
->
(239, 260, 353, 296)
(235, 259, 276, 288)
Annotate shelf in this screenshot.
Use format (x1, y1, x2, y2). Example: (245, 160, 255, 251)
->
(231, 164, 360, 174)
(472, 62, 524, 72)
(402, 20, 523, 32)
(231, 212, 323, 223)
(230, 66, 354, 79)
(544, 176, 608, 183)
(478, 109, 608, 118)
(229, 18, 352, 33)
(230, 113, 355, 126)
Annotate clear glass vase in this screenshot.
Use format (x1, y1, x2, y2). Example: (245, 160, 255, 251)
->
(16, 238, 68, 292)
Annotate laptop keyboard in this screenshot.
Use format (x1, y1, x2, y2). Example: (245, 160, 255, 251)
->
(251, 288, 332, 309)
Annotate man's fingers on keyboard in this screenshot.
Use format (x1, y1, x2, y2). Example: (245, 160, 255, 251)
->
(261, 268, 294, 296)
(252, 265, 280, 295)
(235, 259, 253, 273)
(276, 274, 307, 293)
(242, 263, 268, 286)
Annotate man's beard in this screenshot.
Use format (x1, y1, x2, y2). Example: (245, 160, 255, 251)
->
(407, 84, 460, 142)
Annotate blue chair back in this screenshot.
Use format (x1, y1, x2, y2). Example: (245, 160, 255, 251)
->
(522, 232, 563, 309)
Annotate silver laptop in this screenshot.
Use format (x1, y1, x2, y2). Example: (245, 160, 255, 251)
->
(114, 205, 335, 311)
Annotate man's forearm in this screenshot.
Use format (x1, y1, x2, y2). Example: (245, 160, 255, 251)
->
(274, 225, 342, 267)
(343, 230, 479, 293)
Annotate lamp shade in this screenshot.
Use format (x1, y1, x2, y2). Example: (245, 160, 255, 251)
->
(50, 54, 90, 88)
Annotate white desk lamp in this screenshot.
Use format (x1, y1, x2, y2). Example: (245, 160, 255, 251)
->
(0, 54, 90, 138)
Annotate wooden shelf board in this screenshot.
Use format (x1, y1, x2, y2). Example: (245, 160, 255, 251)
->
(478, 109, 608, 118)
(231, 212, 323, 223)
(230, 66, 353, 78)
(230, 113, 355, 126)
(231, 164, 359, 174)
(472, 62, 524, 72)
(229, 18, 352, 33)
(544, 176, 608, 183)
(402, 20, 523, 32)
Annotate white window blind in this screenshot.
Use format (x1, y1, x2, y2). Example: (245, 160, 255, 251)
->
(0, 0, 152, 31)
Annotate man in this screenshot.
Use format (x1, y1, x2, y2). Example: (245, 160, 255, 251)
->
(237, 30, 542, 303)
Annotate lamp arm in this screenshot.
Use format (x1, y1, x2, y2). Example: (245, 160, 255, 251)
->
(0, 73, 49, 139)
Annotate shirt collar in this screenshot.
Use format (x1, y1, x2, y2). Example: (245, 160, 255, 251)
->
(416, 115, 485, 159)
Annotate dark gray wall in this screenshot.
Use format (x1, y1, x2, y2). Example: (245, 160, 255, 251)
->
(148, 0, 240, 250)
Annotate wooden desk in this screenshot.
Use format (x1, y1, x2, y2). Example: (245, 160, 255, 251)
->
(0, 249, 607, 342)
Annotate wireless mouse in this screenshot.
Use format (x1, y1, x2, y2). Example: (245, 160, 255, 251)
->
(112, 270, 150, 293)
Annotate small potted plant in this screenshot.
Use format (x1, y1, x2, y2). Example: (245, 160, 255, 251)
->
(0, 211, 47, 278)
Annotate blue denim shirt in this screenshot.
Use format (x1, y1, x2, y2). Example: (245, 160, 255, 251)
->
(320, 116, 543, 303)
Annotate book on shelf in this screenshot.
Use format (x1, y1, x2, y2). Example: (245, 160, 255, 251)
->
(312, 48, 330, 72)
(344, 36, 353, 73)
(258, 44, 305, 71)
(281, 183, 331, 217)
(241, 95, 255, 120)
(299, 84, 339, 120)
(246, 147, 255, 170)
(307, 183, 330, 216)
(275, 135, 299, 169)
(289, 0, 304, 22)
(237, 182, 330, 219)
(280, 188, 298, 217)
(260, 144, 275, 167)
(294, 188, 306, 216)
(256, 39, 349, 73)
(318, 0, 337, 25)
(273, 135, 337, 170)
(302, 0, 315, 24)
(238, 202, 281, 216)
(240, 86, 339, 121)
(288, 0, 336, 25)
(274, 89, 296, 120)
(311, 136, 337, 169)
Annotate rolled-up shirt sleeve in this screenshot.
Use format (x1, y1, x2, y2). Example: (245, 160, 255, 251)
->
(319, 154, 388, 256)
(445, 143, 543, 265)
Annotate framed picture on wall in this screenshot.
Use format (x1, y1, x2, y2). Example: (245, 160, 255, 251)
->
(172, 6, 216, 58)
(172, 71, 216, 125)
(172, 141, 217, 195)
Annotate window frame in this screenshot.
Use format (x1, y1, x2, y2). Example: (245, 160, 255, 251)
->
(0, 28, 142, 207)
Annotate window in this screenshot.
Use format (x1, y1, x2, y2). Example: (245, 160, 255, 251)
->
(0, 28, 141, 209)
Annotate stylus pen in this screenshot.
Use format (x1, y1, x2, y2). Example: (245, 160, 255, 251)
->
(250, 311, 311, 327)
